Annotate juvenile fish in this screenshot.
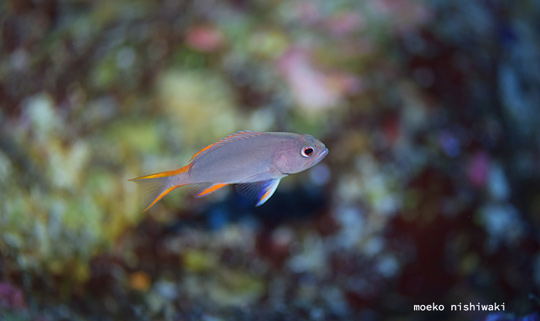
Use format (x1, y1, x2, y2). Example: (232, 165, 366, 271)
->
(130, 131, 329, 211)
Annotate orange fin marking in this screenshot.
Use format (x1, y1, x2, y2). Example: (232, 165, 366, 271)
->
(143, 185, 180, 212)
(196, 183, 229, 197)
(190, 145, 213, 162)
(190, 131, 257, 161)
(261, 189, 273, 200)
(129, 164, 190, 181)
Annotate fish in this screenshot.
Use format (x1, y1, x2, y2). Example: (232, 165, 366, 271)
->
(129, 131, 329, 211)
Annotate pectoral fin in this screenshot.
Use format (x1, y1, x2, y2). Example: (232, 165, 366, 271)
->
(236, 179, 281, 206)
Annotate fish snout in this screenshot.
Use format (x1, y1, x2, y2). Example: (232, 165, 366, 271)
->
(316, 147, 329, 162)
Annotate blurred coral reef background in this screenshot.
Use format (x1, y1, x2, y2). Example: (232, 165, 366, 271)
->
(1, 0, 540, 320)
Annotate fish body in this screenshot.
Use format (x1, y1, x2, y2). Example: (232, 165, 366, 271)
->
(130, 131, 328, 211)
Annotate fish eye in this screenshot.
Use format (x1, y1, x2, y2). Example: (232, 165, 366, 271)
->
(301, 146, 314, 157)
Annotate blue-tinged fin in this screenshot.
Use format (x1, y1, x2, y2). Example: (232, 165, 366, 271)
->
(236, 179, 281, 207)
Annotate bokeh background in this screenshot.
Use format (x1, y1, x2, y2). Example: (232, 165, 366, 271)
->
(1, 0, 540, 320)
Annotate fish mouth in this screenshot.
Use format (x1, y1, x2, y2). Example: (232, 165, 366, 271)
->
(316, 147, 329, 162)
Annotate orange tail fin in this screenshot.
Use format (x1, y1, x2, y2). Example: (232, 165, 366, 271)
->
(129, 165, 190, 211)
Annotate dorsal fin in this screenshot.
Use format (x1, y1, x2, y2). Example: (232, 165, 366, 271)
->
(189, 131, 262, 162)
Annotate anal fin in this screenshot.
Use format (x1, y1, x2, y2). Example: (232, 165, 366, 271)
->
(194, 183, 229, 197)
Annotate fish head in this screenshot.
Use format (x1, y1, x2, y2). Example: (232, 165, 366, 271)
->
(273, 134, 329, 175)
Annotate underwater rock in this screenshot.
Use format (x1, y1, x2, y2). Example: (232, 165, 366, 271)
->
(157, 70, 243, 149)
(183, 268, 265, 307)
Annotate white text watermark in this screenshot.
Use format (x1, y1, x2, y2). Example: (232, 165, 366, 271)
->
(413, 302, 505, 312)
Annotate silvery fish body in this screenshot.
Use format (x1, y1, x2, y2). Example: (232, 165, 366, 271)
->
(130, 131, 329, 211)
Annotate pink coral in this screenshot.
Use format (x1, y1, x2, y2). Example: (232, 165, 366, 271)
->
(0, 282, 26, 310)
(186, 25, 225, 53)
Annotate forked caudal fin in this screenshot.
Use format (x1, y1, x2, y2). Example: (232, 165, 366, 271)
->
(129, 165, 190, 212)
